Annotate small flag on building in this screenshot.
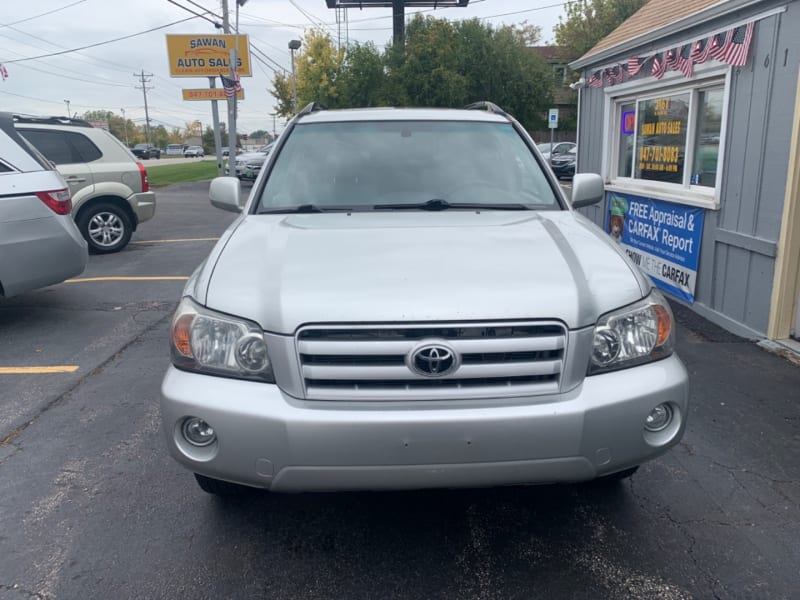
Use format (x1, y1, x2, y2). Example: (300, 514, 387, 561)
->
(0, 64, 8, 81)
(678, 44, 694, 78)
(220, 69, 242, 98)
(720, 22, 754, 66)
(665, 48, 680, 71)
(690, 37, 712, 64)
(652, 53, 666, 79)
(588, 69, 603, 88)
(627, 56, 643, 77)
(709, 30, 732, 61)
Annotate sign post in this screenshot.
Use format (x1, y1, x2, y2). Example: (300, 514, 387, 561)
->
(548, 108, 559, 165)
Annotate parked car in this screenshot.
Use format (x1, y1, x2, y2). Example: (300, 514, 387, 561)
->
(234, 143, 273, 180)
(166, 143, 185, 156)
(537, 141, 576, 161)
(550, 146, 577, 179)
(161, 102, 688, 496)
(184, 146, 205, 158)
(16, 115, 157, 253)
(131, 143, 161, 159)
(0, 112, 87, 298)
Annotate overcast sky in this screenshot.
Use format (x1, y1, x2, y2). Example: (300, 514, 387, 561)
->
(0, 0, 567, 137)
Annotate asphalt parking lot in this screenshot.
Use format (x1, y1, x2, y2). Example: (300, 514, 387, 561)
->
(1, 180, 799, 599)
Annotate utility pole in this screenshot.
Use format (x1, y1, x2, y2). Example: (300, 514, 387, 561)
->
(271, 112, 277, 139)
(134, 70, 154, 144)
(63, 99, 70, 118)
(209, 76, 224, 175)
(222, 0, 236, 176)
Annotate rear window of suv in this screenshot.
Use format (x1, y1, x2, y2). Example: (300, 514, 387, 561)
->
(257, 121, 560, 211)
(19, 129, 103, 164)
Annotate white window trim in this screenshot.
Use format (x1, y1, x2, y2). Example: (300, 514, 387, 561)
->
(601, 63, 731, 210)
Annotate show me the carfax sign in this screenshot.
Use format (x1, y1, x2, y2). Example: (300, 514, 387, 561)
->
(165, 34, 251, 77)
(606, 192, 705, 303)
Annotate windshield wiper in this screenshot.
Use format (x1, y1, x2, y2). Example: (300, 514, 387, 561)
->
(372, 199, 532, 211)
(260, 204, 351, 214)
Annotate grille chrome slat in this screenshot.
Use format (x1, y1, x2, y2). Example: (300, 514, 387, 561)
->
(303, 360, 562, 381)
(297, 321, 567, 401)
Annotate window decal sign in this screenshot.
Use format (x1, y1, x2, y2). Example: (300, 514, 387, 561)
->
(635, 94, 689, 184)
(606, 192, 704, 303)
(621, 110, 635, 135)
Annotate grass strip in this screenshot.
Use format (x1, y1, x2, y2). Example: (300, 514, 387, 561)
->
(146, 160, 219, 187)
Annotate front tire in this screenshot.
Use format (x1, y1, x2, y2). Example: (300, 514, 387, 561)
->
(77, 202, 133, 254)
(194, 473, 249, 495)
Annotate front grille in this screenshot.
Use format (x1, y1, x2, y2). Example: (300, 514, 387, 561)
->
(297, 322, 567, 401)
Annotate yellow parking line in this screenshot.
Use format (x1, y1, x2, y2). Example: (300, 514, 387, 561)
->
(64, 276, 189, 283)
(0, 366, 79, 374)
(131, 237, 219, 244)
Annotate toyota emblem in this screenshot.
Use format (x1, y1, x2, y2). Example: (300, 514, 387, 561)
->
(409, 343, 459, 377)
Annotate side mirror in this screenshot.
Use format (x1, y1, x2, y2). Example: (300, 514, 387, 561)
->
(570, 173, 604, 208)
(209, 176, 243, 213)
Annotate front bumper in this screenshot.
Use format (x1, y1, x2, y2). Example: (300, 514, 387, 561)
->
(160, 355, 689, 492)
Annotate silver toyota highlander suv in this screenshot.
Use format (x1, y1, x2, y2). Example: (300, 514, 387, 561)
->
(161, 102, 689, 496)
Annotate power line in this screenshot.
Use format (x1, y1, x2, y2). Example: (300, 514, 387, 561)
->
(0, 0, 88, 29)
(1, 15, 198, 64)
(165, 0, 222, 28)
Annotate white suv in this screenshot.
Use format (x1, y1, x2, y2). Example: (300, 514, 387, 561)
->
(15, 116, 156, 253)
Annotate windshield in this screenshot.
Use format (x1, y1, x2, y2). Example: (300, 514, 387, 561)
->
(257, 121, 559, 212)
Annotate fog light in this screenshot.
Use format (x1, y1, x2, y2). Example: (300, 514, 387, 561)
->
(182, 417, 217, 447)
(644, 403, 673, 432)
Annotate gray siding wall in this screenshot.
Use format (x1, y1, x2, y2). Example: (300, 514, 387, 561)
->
(576, 0, 800, 336)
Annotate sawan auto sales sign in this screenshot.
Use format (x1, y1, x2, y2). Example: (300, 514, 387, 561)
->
(165, 34, 251, 77)
(606, 192, 704, 303)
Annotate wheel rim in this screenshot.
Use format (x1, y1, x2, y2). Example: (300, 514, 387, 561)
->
(88, 211, 125, 247)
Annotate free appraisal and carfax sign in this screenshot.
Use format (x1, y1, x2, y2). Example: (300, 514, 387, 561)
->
(606, 192, 705, 303)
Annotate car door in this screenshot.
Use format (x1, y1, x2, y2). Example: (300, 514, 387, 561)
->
(17, 129, 94, 197)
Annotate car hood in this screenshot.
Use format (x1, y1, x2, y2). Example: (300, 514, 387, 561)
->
(236, 151, 267, 161)
(201, 211, 647, 333)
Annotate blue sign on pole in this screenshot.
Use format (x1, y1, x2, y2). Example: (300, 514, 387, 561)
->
(605, 192, 705, 303)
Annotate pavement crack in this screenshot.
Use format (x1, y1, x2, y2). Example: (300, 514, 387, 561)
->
(0, 310, 172, 460)
(0, 583, 45, 599)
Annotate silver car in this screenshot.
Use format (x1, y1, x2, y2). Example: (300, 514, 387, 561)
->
(0, 112, 87, 298)
(161, 103, 689, 495)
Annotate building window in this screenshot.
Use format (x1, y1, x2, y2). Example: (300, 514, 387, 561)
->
(610, 78, 726, 204)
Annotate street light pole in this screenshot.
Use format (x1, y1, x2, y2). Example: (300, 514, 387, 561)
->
(121, 108, 129, 146)
(64, 99, 70, 118)
(289, 39, 301, 113)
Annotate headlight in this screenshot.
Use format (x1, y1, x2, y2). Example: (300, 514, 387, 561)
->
(170, 297, 274, 382)
(588, 290, 674, 375)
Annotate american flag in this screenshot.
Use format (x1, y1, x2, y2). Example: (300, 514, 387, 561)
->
(588, 69, 604, 88)
(651, 53, 666, 80)
(677, 44, 694, 78)
(665, 48, 680, 71)
(627, 56, 643, 77)
(690, 38, 712, 64)
(720, 22, 754, 66)
(220, 69, 242, 98)
(709, 30, 732, 61)
(606, 65, 624, 85)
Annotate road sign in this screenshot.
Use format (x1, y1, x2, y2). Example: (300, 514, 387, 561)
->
(166, 34, 252, 77)
(182, 88, 244, 101)
(548, 108, 559, 129)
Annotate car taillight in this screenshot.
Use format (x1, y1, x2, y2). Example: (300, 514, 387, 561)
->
(36, 189, 72, 215)
(138, 162, 149, 192)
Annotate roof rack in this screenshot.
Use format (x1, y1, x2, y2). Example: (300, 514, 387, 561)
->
(464, 101, 506, 116)
(296, 102, 328, 117)
(12, 115, 94, 128)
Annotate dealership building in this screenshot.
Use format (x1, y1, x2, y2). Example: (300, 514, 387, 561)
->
(570, 0, 800, 349)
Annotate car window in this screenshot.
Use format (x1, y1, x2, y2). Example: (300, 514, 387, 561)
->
(68, 132, 102, 162)
(0, 161, 11, 173)
(19, 129, 76, 164)
(258, 121, 559, 210)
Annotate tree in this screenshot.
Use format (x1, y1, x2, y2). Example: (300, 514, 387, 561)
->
(555, 0, 648, 61)
(271, 29, 345, 118)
